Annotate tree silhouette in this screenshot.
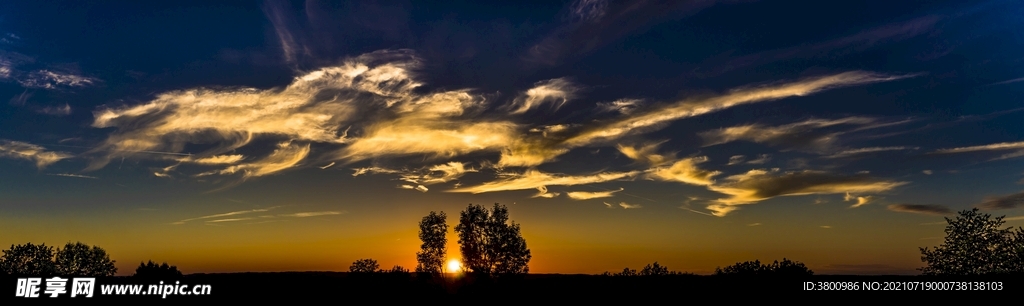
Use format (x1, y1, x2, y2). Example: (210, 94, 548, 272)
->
(349, 258, 379, 273)
(416, 211, 448, 275)
(0, 243, 56, 276)
(455, 203, 531, 276)
(54, 242, 117, 277)
(919, 208, 1024, 275)
(714, 258, 813, 276)
(455, 204, 489, 274)
(133, 261, 183, 281)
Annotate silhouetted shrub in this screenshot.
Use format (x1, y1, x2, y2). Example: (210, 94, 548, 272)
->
(134, 260, 183, 281)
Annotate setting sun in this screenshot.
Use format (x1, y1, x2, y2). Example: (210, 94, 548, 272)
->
(447, 259, 462, 273)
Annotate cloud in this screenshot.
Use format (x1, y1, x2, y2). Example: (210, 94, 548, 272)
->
(319, 162, 335, 169)
(195, 142, 309, 179)
(262, 0, 309, 64)
(399, 184, 429, 193)
(699, 117, 878, 152)
(532, 186, 560, 198)
(178, 154, 246, 165)
(449, 169, 641, 194)
(618, 202, 641, 209)
(507, 78, 578, 114)
(616, 142, 673, 166)
(92, 50, 503, 178)
(820, 226, 832, 229)
(597, 99, 642, 115)
(208, 218, 253, 223)
(647, 157, 721, 186)
(562, 73, 914, 152)
(844, 193, 874, 208)
(748, 223, 761, 226)
(922, 170, 933, 175)
(566, 188, 623, 200)
(173, 206, 283, 224)
(570, 0, 609, 22)
(827, 146, 919, 158)
(354, 161, 477, 188)
(887, 204, 953, 215)
(747, 154, 771, 164)
(727, 155, 745, 165)
(704, 169, 907, 216)
(933, 141, 1024, 154)
(696, 15, 942, 77)
(0, 140, 73, 169)
(18, 70, 97, 89)
(48, 173, 99, 179)
(278, 211, 344, 217)
(38, 103, 72, 116)
(604, 202, 614, 208)
(975, 191, 1024, 210)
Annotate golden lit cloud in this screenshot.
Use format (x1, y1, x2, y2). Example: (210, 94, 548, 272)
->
(449, 169, 642, 194)
(507, 78, 578, 114)
(564, 72, 913, 149)
(704, 169, 907, 216)
(0, 140, 73, 169)
(647, 157, 721, 186)
(565, 188, 623, 200)
(887, 204, 953, 215)
(845, 193, 874, 208)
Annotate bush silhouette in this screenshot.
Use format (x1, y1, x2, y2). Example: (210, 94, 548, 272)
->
(714, 258, 813, 276)
(639, 262, 669, 276)
(134, 261, 183, 281)
(919, 208, 1024, 275)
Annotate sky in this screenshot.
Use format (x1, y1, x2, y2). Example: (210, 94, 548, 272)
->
(1, 0, 1023, 276)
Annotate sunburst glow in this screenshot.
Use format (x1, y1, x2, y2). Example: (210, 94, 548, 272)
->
(447, 259, 462, 273)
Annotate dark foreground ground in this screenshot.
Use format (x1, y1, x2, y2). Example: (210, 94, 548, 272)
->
(4, 273, 1020, 302)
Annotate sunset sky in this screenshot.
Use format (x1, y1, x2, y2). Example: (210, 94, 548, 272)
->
(2, 0, 1024, 276)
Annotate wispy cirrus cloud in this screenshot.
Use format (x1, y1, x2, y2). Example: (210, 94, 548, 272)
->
(559, 73, 916, 155)
(704, 169, 907, 216)
(278, 211, 344, 218)
(507, 78, 578, 114)
(566, 188, 623, 200)
(695, 15, 942, 77)
(887, 204, 953, 215)
(172, 206, 284, 224)
(0, 140, 73, 169)
(699, 117, 877, 152)
(975, 191, 1024, 210)
(618, 202, 642, 209)
(173, 207, 341, 225)
(932, 141, 1024, 162)
(38, 103, 72, 116)
(18, 70, 98, 89)
(827, 146, 919, 158)
(449, 169, 641, 194)
(48, 173, 99, 179)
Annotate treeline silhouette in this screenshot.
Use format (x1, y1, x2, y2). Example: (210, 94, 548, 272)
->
(3, 207, 1021, 299)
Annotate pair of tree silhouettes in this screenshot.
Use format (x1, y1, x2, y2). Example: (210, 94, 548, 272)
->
(0, 242, 117, 277)
(415, 203, 531, 276)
